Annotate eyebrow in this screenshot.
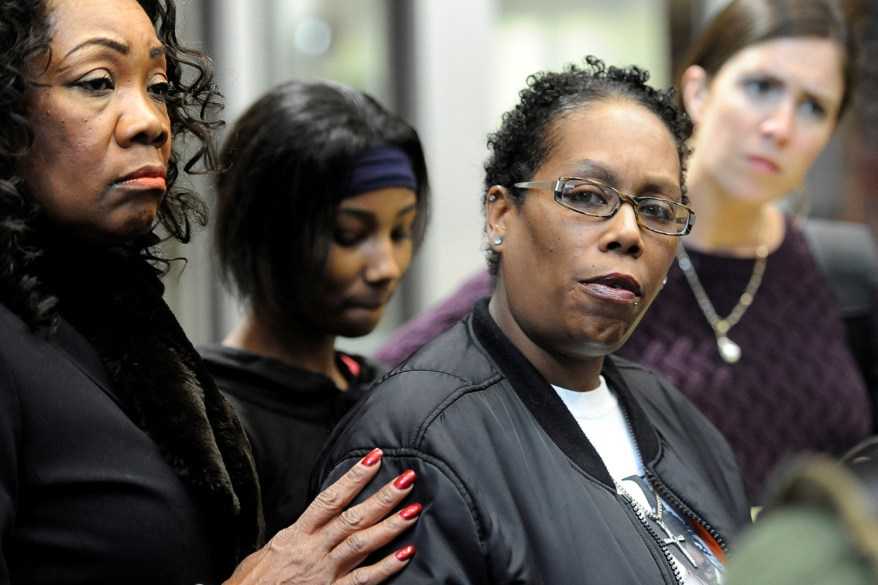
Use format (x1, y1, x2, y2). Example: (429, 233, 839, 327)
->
(63, 37, 166, 61)
(570, 160, 681, 198)
(570, 160, 619, 185)
(338, 202, 418, 221)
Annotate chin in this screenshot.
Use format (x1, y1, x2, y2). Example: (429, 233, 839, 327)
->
(70, 224, 153, 247)
(337, 320, 380, 339)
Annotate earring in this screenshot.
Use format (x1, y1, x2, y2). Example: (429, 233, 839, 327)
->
(488, 194, 498, 202)
(493, 236, 503, 245)
(662, 276, 668, 285)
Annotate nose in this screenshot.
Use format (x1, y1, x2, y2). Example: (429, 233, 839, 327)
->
(600, 200, 643, 257)
(760, 99, 795, 146)
(116, 88, 171, 149)
(363, 235, 409, 284)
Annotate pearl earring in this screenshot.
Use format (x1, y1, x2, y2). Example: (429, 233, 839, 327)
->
(493, 236, 503, 245)
(662, 276, 668, 285)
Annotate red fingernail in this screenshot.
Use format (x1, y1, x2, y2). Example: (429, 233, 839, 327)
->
(395, 545, 416, 561)
(361, 448, 383, 467)
(399, 503, 423, 520)
(393, 469, 416, 490)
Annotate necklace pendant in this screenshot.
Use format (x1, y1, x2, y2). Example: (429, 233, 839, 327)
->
(716, 335, 741, 364)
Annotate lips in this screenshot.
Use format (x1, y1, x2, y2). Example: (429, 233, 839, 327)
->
(746, 155, 780, 174)
(581, 273, 643, 304)
(345, 295, 389, 311)
(117, 166, 167, 191)
(348, 301, 384, 311)
(584, 273, 643, 295)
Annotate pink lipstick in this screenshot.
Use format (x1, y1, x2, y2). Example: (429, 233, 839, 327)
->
(118, 167, 167, 191)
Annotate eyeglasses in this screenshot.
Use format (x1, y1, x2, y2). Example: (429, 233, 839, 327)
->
(513, 177, 695, 236)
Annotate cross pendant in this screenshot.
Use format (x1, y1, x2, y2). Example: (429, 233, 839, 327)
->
(654, 519, 698, 567)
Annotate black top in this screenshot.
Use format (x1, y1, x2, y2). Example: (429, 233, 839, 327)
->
(1, 242, 261, 584)
(0, 303, 230, 584)
(201, 345, 385, 540)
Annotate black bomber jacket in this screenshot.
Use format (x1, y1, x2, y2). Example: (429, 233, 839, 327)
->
(315, 299, 751, 584)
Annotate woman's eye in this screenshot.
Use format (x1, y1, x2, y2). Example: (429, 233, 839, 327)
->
(391, 224, 414, 242)
(637, 199, 675, 222)
(74, 75, 114, 94)
(799, 98, 827, 120)
(565, 185, 610, 208)
(334, 230, 365, 247)
(149, 80, 173, 101)
(743, 77, 780, 98)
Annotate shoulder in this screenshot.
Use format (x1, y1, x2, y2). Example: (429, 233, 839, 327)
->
(321, 320, 502, 453)
(371, 321, 497, 411)
(0, 301, 29, 336)
(608, 354, 730, 443)
(0, 302, 59, 365)
(608, 354, 686, 403)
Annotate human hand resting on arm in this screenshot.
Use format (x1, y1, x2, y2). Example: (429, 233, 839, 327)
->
(224, 448, 420, 585)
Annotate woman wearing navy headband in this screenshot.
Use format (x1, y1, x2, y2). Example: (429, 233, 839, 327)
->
(200, 79, 430, 540)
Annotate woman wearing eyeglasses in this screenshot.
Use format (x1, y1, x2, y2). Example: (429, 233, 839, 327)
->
(615, 0, 874, 504)
(314, 56, 750, 585)
(375, 0, 874, 509)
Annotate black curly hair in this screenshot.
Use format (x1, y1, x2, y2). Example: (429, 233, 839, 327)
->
(0, 0, 222, 332)
(482, 55, 691, 275)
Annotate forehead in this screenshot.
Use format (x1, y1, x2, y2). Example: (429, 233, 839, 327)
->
(47, 0, 159, 49)
(543, 99, 681, 185)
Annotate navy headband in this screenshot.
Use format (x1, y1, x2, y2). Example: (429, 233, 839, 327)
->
(343, 145, 418, 198)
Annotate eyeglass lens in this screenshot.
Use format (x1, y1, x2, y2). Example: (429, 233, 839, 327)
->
(558, 179, 689, 234)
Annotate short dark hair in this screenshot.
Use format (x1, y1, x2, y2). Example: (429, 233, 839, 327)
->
(681, 0, 854, 120)
(213, 79, 429, 311)
(482, 55, 691, 275)
(0, 0, 222, 331)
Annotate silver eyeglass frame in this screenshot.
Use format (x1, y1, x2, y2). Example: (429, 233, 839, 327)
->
(514, 176, 695, 236)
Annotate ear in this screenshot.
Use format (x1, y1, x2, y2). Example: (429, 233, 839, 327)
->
(485, 185, 513, 251)
(681, 65, 709, 125)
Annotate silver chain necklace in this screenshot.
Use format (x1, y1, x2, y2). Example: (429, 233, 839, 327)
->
(614, 478, 698, 566)
(676, 242, 769, 364)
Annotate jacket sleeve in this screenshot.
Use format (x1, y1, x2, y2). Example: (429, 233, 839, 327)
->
(0, 340, 22, 584)
(320, 451, 490, 584)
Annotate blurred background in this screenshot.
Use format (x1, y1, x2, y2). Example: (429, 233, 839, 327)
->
(164, 0, 876, 356)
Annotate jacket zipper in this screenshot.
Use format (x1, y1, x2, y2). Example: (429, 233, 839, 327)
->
(619, 410, 685, 585)
(648, 471, 730, 556)
(618, 397, 730, 558)
(619, 491, 685, 585)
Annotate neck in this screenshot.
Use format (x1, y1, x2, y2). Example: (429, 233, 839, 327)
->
(684, 170, 785, 256)
(488, 292, 604, 392)
(223, 307, 348, 389)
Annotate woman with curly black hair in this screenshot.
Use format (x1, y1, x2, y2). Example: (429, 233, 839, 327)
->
(0, 1, 419, 583)
(376, 0, 875, 509)
(315, 56, 750, 584)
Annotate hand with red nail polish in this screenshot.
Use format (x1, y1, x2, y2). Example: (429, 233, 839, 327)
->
(224, 448, 419, 585)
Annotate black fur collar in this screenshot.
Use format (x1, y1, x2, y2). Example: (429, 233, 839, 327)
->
(41, 243, 264, 561)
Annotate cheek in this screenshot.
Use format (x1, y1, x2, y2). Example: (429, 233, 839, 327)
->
(322, 246, 363, 289)
(159, 132, 172, 162)
(648, 241, 678, 291)
(797, 128, 834, 164)
(394, 242, 414, 275)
